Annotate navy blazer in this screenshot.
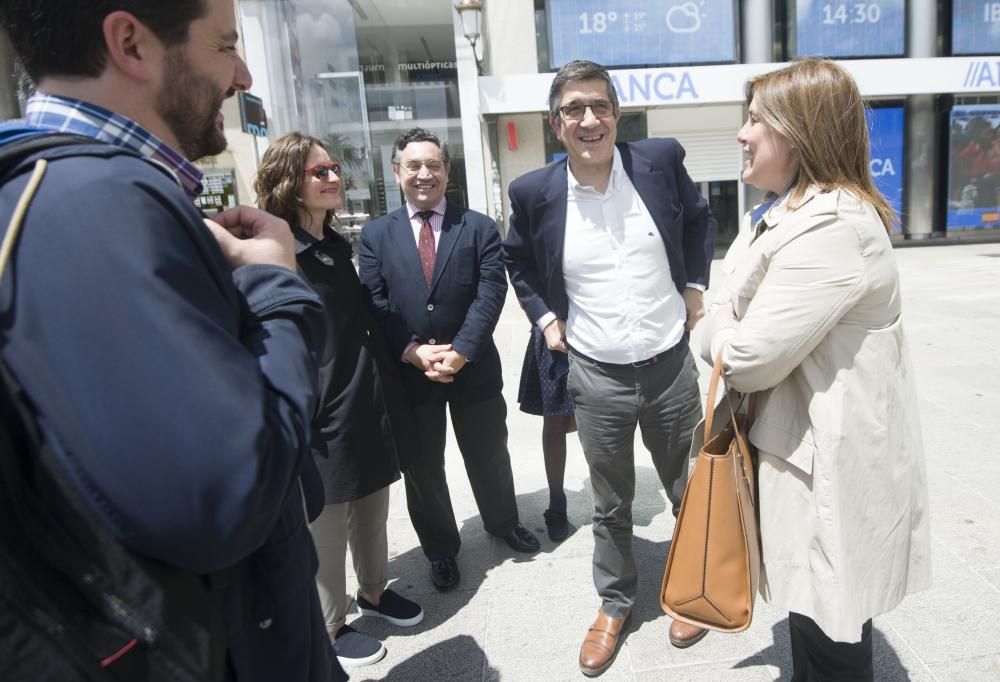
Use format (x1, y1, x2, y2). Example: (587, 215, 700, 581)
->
(359, 201, 507, 403)
(503, 138, 716, 326)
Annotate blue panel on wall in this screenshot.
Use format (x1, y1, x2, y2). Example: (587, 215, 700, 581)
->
(547, 0, 737, 69)
(793, 0, 905, 58)
(867, 106, 905, 232)
(952, 0, 1000, 55)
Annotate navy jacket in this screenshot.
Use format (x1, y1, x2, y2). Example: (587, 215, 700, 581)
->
(294, 225, 410, 493)
(503, 138, 716, 325)
(0, 126, 339, 682)
(359, 201, 507, 403)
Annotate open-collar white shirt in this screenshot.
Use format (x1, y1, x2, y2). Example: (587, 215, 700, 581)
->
(560, 148, 686, 364)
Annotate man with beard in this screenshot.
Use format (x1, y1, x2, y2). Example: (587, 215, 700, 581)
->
(0, 1, 341, 681)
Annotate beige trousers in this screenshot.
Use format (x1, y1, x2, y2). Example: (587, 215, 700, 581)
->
(309, 485, 390, 634)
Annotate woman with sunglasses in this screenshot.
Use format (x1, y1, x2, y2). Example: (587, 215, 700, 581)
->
(254, 132, 423, 669)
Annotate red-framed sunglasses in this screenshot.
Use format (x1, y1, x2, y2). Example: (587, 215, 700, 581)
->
(304, 162, 341, 180)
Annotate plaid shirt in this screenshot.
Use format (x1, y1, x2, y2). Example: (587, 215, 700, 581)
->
(24, 93, 204, 199)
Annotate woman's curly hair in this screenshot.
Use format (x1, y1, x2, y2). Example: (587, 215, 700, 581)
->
(253, 131, 338, 233)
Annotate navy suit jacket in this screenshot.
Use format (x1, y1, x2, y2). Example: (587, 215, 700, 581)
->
(503, 138, 716, 326)
(359, 201, 507, 403)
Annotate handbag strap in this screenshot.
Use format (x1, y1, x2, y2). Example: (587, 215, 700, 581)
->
(704, 350, 726, 440)
(704, 349, 757, 441)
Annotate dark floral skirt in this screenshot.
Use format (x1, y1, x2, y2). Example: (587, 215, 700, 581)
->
(517, 325, 574, 417)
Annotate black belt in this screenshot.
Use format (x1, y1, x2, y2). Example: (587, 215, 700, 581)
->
(568, 342, 679, 369)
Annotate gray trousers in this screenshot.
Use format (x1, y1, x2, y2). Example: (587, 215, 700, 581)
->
(309, 486, 391, 634)
(566, 342, 702, 619)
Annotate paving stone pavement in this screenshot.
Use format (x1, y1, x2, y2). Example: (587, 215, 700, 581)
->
(341, 242, 1000, 681)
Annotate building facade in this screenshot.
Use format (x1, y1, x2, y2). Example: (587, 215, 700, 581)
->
(5, 2, 996, 242)
(233, 1, 999, 243)
(472, 0, 1000, 244)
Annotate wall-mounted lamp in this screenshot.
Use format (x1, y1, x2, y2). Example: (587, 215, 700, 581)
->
(455, 0, 484, 75)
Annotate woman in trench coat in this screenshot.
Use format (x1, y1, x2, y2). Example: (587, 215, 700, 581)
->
(700, 58, 931, 680)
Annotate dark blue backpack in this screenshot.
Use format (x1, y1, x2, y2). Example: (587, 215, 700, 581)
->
(0, 134, 226, 681)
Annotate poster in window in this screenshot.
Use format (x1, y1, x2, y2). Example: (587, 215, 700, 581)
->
(948, 105, 1000, 230)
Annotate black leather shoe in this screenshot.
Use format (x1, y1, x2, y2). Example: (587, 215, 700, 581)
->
(499, 522, 540, 553)
(429, 558, 459, 591)
(543, 507, 569, 542)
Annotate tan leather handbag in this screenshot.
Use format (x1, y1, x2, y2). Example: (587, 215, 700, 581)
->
(660, 352, 760, 633)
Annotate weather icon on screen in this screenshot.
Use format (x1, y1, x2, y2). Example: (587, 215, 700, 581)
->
(666, 2, 704, 33)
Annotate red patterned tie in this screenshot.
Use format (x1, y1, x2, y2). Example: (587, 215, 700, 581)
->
(417, 210, 436, 287)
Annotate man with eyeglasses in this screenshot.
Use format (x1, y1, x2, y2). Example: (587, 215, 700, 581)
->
(359, 128, 539, 593)
(503, 60, 717, 676)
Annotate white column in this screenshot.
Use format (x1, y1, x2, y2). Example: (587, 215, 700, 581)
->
(453, 9, 489, 215)
(739, 0, 774, 219)
(903, 0, 939, 238)
(741, 0, 773, 64)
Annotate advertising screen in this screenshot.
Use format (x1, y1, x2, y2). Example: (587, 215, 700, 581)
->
(867, 106, 905, 231)
(952, 0, 1000, 55)
(547, 0, 737, 69)
(948, 105, 1000, 230)
(791, 0, 905, 58)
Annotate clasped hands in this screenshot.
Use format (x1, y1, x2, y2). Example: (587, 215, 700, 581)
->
(405, 343, 466, 383)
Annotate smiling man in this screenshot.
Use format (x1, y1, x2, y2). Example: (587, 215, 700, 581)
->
(503, 60, 717, 676)
(359, 128, 539, 594)
(0, 1, 342, 680)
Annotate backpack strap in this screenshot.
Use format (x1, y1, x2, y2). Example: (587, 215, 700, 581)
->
(0, 158, 47, 280)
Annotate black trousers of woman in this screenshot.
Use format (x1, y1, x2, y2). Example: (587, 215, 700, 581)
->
(789, 613, 873, 681)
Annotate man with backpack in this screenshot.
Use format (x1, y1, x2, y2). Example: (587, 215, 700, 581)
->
(0, 1, 343, 680)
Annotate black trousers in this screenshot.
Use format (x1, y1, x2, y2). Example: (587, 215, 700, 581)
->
(789, 613, 873, 682)
(403, 389, 519, 561)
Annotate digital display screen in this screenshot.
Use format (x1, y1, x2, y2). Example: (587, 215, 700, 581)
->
(791, 0, 905, 58)
(867, 106, 904, 231)
(547, 0, 737, 69)
(238, 92, 268, 137)
(952, 0, 1000, 55)
(947, 105, 1000, 230)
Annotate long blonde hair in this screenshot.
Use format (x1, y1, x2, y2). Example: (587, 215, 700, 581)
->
(746, 58, 896, 233)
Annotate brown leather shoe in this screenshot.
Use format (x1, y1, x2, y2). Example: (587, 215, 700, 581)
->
(669, 618, 708, 648)
(579, 609, 629, 677)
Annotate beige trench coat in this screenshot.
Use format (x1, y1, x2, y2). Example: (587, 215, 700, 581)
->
(699, 186, 931, 642)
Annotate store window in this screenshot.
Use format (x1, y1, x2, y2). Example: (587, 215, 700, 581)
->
(239, 0, 467, 243)
(788, 0, 905, 58)
(536, 0, 738, 72)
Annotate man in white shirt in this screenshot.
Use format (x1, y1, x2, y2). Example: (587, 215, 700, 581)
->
(503, 60, 716, 676)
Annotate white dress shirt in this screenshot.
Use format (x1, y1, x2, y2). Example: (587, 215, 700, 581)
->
(556, 148, 687, 364)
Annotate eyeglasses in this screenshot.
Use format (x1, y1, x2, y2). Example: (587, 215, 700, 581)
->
(304, 162, 341, 180)
(395, 159, 446, 175)
(559, 100, 614, 121)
